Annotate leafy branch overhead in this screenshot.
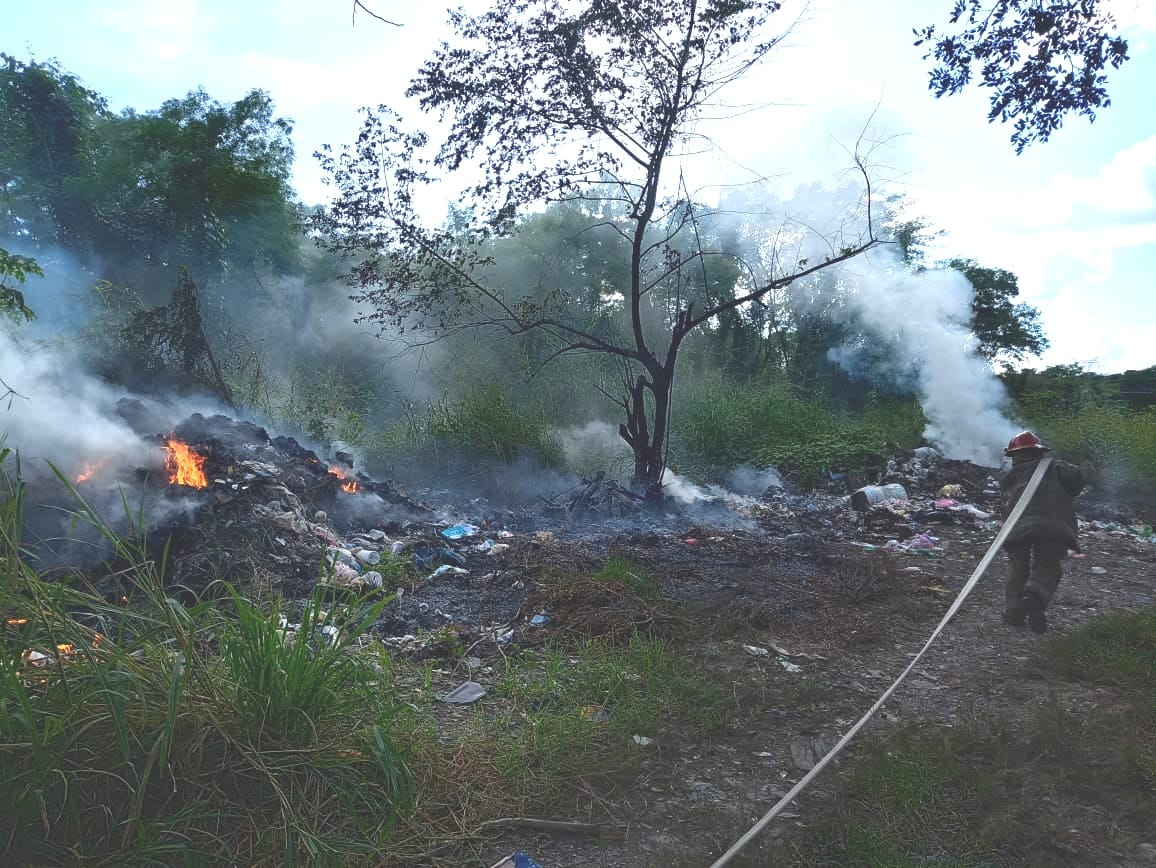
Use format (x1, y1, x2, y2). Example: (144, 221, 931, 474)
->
(916, 0, 1130, 152)
(318, 0, 883, 493)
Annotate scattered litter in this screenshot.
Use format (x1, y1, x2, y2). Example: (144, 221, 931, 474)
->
(580, 705, 611, 723)
(767, 642, 825, 661)
(427, 565, 470, 581)
(851, 484, 908, 512)
(743, 644, 770, 658)
(441, 681, 486, 704)
(1090, 566, 1107, 574)
(937, 484, 963, 498)
(632, 735, 655, 747)
(778, 659, 802, 674)
(530, 612, 552, 626)
(753, 751, 774, 757)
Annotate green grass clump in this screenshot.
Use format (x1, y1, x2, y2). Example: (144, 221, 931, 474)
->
(0, 453, 413, 866)
(487, 635, 735, 807)
(593, 555, 661, 599)
(780, 610, 1156, 866)
(370, 383, 566, 484)
(1044, 608, 1156, 687)
(675, 375, 924, 484)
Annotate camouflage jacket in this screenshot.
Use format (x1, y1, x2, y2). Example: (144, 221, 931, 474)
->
(1000, 456, 1085, 548)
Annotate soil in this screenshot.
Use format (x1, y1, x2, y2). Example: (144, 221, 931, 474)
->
(454, 507, 1156, 867)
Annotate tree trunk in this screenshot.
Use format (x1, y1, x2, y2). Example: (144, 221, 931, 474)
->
(618, 366, 674, 507)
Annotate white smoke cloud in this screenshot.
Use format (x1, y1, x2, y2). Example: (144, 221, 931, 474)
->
(828, 250, 1020, 465)
(0, 330, 156, 480)
(725, 463, 784, 495)
(557, 420, 633, 475)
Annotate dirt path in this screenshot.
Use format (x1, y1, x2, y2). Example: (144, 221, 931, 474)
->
(485, 516, 1156, 867)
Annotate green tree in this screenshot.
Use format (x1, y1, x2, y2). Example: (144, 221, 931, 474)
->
(0, 247, 42, 321)
(916, 1, 1130, 152)
(318, 0, 882, 496)
(0, 54, 110, 248)
(88, 88, 300, 293)
(2, 53, 300, 298)
(947, 257, 1048, 365)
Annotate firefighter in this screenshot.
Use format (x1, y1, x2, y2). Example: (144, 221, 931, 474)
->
(1000, 431, 1085, 634)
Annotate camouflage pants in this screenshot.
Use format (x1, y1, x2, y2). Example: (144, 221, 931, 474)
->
(1004, 538, 1068, 612)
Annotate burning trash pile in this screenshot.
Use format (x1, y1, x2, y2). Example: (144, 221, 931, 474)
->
(846, 446, 1002, 557)
(57, 404, 431, 599)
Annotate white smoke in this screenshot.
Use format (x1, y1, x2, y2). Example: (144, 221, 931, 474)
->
(725, 463, 784, 495)
(0, 330, 156, 480)
(827, 250, 1019, 466)
(557, 420, 633, 475)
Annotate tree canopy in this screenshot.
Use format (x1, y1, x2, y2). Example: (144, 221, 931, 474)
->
(916, 1, 1130, 152)
(1, 54, 300, 297)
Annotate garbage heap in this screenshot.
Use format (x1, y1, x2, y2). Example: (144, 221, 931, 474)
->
(95, 407, 429, 599)
(848, 446, 1003, 557)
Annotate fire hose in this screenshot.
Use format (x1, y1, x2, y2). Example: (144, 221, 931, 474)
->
(707, 456, 1054, 868)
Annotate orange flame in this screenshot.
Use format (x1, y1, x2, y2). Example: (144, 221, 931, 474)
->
(55, 643, 74, 655)
(76, 461, 103, 484)
(165, 438, 208, 488)
(328, 466, 360, 494)
(6, 617, 29, 626)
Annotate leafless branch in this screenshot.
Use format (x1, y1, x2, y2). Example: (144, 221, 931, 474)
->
(351, 1, 401, 27)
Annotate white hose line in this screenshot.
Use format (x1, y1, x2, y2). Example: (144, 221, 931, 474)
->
(707, 457, 1053, 868)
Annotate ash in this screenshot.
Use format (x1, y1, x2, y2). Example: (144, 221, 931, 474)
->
(24, 409, 1034, 657)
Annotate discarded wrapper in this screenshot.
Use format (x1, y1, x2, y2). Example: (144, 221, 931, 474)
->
(580, 705, 610, 723)
(440, 681, 486, 704)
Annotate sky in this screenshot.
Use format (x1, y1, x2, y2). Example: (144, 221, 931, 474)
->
(7, 0, 1155, 374)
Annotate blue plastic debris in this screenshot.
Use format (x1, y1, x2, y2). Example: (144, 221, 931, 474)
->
(530, 613, 551, 626)
(413, 544, 434, 571)
(441, 522, 479, 540)
(488, 852, 544, 868)
(438, 546, 467, 567)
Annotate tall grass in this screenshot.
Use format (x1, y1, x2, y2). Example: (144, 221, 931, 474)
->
(1024, 402, 1156, 503)
(368, 383, 566, 486)
(675, 374, 925, 484)
(0, 451, 413, 865)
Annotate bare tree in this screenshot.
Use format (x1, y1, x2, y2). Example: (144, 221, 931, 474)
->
(318, 0, 882, 500)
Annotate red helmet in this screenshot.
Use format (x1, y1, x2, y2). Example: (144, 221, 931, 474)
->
(1005, 431, 1047, 455)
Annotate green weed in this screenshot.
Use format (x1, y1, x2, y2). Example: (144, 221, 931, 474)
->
(0, 452, 413, 865)
(1044, 607, 1156, 687)
(594, 555, 661, 599)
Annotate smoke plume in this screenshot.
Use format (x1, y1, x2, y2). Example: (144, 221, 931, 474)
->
(827, 250, 1019, 465)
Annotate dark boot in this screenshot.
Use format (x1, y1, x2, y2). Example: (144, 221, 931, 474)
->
(1002, 606, 1026, 627)
(1023, 590, 1047, 634)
